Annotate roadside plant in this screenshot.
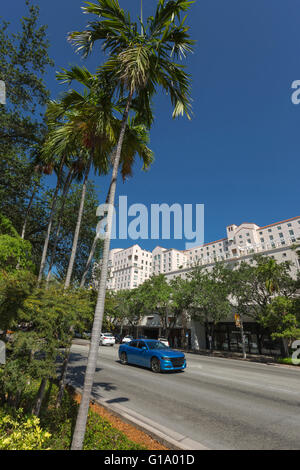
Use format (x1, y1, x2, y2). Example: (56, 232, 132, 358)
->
(0, 410, 51, 450)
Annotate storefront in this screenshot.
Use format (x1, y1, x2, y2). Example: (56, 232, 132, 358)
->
(205, 322, 282, 356)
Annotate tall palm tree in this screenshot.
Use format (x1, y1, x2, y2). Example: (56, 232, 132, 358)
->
(69, 0, 194, 449)
(36, 96, 86, 284)
(21, 162, 44, 240)
(37, 154, 66, 284)
(45, 166, 74, 286)
(53, 66, 153, 288)
(56, 67, 116, 289)
(39, 68, 114, 287)
(80, 122, 153, 288)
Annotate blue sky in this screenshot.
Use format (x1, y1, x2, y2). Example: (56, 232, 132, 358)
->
(3, 0, 300, 251)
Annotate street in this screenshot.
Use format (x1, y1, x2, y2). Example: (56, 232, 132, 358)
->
(67, 344, 300, 450)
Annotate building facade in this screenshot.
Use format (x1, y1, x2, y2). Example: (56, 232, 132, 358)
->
(106, 245, 153, 291)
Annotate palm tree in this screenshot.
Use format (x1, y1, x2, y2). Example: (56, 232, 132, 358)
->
(45, 166, 74, 286)
(37, 154, 66, 284)
(21, 163, 43, 240)
(52, 66, 153, 288)
(45, 66, 154, 404)
(40, 68, 114, 287)
(80, 122, 153, 288)
(36, 95, 86, 284)
(69, 0, 194, 449)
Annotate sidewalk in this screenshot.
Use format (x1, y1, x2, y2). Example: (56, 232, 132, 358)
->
(177, 347, 300, 369)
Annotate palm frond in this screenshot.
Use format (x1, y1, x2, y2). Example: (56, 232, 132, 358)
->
(56, 66, 94, 87)
(150, 0, 195, 37)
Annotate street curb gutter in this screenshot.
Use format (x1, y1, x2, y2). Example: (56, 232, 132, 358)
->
(70, 385, 208, 451)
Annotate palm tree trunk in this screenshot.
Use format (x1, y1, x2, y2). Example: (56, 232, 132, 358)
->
(64, 156, 92, 289)
(80, 185, 111, 288)
(80, 236, 98, 288)
(282, 338, 289, 358)
(71, 91, 133, 450)
(46, 169, 73, 287)
(21, 184, 38, 239)
(37, 156, 65, 284)
(32, 378, 47, 417)
(56, 345, 71, 408)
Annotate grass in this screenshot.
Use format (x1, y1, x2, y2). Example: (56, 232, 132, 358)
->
(0, 381, 145, 450)
(275, 357, 300, 366)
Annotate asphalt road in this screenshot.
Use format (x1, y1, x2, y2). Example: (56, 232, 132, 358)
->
(67, 343, 300, 450)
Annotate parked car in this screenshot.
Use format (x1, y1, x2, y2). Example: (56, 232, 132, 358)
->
(114, 334, 122, 344)
(158, 337, 169, 347)
(100, 333, 115, 346)
(121, 335, 133, 344)
(82, 331, 91, 340)
(119, 339, 186, 373)
(74, 331, 91, 340)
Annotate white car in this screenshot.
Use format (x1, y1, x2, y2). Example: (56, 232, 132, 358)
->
(100, 333, 115, 346)
(121, 335, 133, 344)
(158, 337, 170, 347)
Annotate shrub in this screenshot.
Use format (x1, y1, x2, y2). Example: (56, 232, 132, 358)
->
(0, 409, 51, 450)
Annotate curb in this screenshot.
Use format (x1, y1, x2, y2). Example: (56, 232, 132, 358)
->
(69, 385, 208, 451)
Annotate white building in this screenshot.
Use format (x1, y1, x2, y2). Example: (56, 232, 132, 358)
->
(106, 244, 152, 291)
(152, 246, 187, 275)
(166, 215, 300, 282)
(103, 215, 300, 289)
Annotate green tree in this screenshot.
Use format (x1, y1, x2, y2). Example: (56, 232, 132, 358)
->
(189, 264, 232, 351)
(0, 284, 94, 413)
(69, 0, 194, 449)
(230, 255, 299, 356)
(0, 214, 35, 331)
(262, 296, 300, 347)
(103, 290, 131, 334)
(138, 275, 172, 337)
(169, 276, 194, 348)
(0, 0, 53, 153)
(48, 181, 102, 285)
